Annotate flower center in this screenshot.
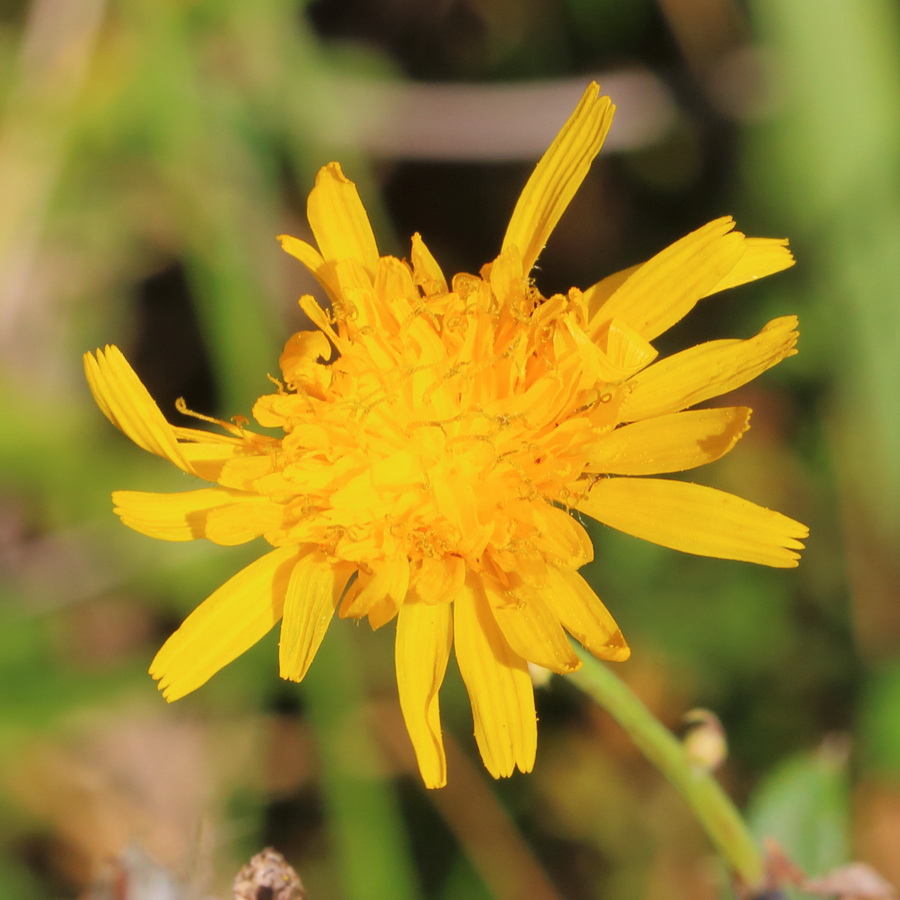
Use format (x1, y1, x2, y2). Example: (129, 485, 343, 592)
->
(253, 259, 628, 572)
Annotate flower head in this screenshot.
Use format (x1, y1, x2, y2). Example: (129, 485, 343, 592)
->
(85, 83, 806, 787)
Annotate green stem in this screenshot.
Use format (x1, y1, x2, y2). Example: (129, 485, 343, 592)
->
(568, 646, 765, 891)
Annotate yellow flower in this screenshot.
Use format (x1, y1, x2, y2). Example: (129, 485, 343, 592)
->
(84, 83, 806, 788)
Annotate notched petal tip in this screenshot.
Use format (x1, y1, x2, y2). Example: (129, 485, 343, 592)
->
(316, 160, 350, 184)
(705, 237, 796, 297)
(578, 477, 809, 568)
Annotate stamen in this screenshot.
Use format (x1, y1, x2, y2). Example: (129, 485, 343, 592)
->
(174, 398, 245, 437)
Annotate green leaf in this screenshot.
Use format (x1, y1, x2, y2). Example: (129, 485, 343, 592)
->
(746, 743, 849, 880)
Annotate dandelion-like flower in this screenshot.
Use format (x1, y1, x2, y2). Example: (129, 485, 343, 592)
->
(85, 84, 807, 788)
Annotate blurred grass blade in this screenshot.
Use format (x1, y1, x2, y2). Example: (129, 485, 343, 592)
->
(302, 624, 422, 900)
(749, 0, 900, 632)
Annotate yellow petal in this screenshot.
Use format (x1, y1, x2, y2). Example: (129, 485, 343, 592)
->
(577, 478, 808, 567)
(502, 82, 614, 273)
(340, 556, 410, 620)
(453, 577, 537, 778)
(583, 263, 640, 318)
(530, 503, 594, 567)
(306, 162, 379, 276)
(597, 318, 658, 375)
(150, 546, 298, 700)
(180, 447, 277, 491)
(619, 316, 799, 422)
(541, 567, 629, 661)
(587, 218, 745, 341)
(374, 255, 417, 324)
(113, 487, 284, 545)
(331, 257, 381, 327)
(395, 599, 453, 789)
(278, 234, 322, 269)
(411, 232, 448, 296)
(280, 330, 333, 379)
(84, 346, 192, 473)
(585, 407, 751, 475)
(484, 578, 580, 674)
(409, 556, 466, 606)
(279, 553, 351, 682)
(704, 237, 794, 297)
(298, 295, 342, 346)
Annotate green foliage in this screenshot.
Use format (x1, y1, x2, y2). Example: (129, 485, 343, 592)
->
(747, 744, 850, 883)
(1, 0, 897, 896)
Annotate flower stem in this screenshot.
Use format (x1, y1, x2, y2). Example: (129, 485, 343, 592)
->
(568, 647, 765, 891)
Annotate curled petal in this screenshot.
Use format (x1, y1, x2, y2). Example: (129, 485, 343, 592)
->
(587, 217, 744, 341)
(277, 234, 335, 300)
(179, 447, 277, 492)
(585, 225, 795, 342)
(84, 346, 193, 473)
(411, 232, 448, 296)
(340, 555, 410, 622)
(531, 503, 594, 567)
(577, 477, 808, 568)
(704, 237, 794, 297)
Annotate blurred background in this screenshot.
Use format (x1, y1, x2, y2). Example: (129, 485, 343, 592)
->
(2, 0, 900, 897)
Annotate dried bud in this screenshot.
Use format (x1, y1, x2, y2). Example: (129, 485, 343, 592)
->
(233, 848, 305, 900)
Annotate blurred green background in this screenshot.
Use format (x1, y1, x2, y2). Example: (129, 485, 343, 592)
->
(2, 0, 899, 897)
